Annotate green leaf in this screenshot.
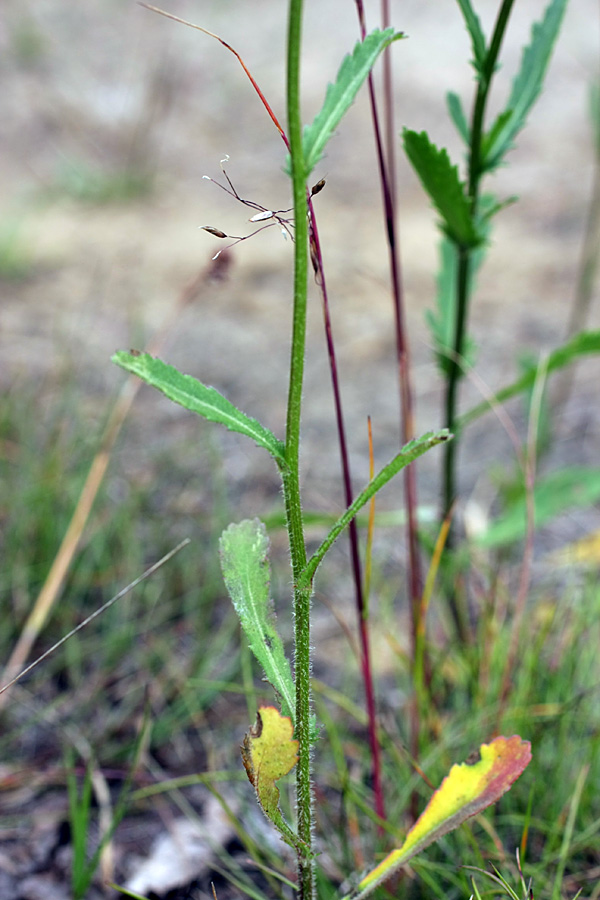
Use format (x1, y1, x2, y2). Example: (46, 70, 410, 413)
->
(455, 0, 487, 74)
(482, 0, 568, 171)
(297, 28, 404, 177)
(220, 520, 296, 724)
(403, 129, 481, 247)
(112, 351, 286, 467)
(446, 91, 470, 144)
(427, 193, 498, 375)
(458, 330, 600, 430)
(589, 79, 600, 157)
(427, 237, 478, 376)
(476, 467, 600, 548)
(299, 430, 451, 588)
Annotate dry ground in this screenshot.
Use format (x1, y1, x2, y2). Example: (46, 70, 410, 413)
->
(1, 1, 599, 897)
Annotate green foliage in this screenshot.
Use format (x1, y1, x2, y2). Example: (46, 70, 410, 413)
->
(482, 0, 569, 171)
(402, 130, 481, 247)
(48, 160, 153, 204)
(112, 351, 286, 467)
(428, 239, 474, 375)
(66, 729, 145, 899)
(458, 330, 600, 429)
(446, 91, 470, 144)
(67, 752, 95, 900)
(455, 0, 487, 74)
(0, 218, 35, 280)
(477, 465, 600, 548)
(219, 520, 296, 727)
(590, 80, 600, 156)
(299, 429, 451, 587)
(6, 2, 598, 899)
(295, 28, 404, 177)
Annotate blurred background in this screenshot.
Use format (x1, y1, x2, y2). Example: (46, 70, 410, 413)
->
(1, 0, 600, 896)
(2, 0, 598, 508)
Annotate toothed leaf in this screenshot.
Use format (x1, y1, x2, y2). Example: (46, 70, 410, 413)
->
(403, 129, 481, 247)
(112, 352, 286, 466)
(287, 28, 404, 177)
(483, 0, 568, 170)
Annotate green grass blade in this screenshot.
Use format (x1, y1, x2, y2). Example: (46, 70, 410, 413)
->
(219, 519, 296, 726)
(551, 765, 588, 900)
(482, 0, 568, 170)
(590, 80, 600, 155)
(446, 91, 470, 144)
(403, 129, 481, 247)
(455, 0, 487, 74)
(298, 28, 404, 177)
(299, 430, 451, 587)
(112, 351, 286, 467)
(458, 330, 600, 429)
(476, 466, 600, 548)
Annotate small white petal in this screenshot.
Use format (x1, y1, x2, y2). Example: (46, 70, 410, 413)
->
(249, 210, 274, 222)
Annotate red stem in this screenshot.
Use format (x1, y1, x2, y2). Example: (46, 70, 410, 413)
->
(164, 2, 387, 824)
(308, 197, 386, 826)
(355, 0, 423, 818)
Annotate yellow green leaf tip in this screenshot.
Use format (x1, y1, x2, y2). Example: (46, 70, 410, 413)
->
(347, 735, 532, 900)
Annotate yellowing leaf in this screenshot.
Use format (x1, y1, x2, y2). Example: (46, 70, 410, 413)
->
(348, 735, 531, 900)
(241, 706, 306, 851)
(550, 528, 600, 566)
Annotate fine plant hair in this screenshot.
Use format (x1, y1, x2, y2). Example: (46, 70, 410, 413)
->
(110, 1, 585, 898)
(5, 0, 599, 898)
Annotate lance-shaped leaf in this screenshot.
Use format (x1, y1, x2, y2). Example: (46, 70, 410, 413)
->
(455, 0, 487, 74)
(457, 330, 600, 430)
(475, 466, 600, 548)
(291, 28, 404, 178)
(345, 736, 532, 900)
(241, 706, 306, 851)
(220, 519, 295, 724)
(482, 0, 568, 171)
(427, 193, 500, 376)
(299, 430, 451, 589)
(446, 91, 470, 145)
(403, 130, 481, 248)
(112, 351, 286, 467)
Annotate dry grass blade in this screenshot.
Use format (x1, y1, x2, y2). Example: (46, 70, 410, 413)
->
(0, 539, 191, 697)
(0, 268, 209, 710)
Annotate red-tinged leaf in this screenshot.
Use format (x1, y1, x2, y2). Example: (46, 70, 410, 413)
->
(347, 736, 531, 900)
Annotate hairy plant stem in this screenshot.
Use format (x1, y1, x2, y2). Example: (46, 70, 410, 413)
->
(442, 0, 516, 528)
(285, 0, 315, 897)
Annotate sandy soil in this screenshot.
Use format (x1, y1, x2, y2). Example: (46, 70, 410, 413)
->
(1, 1, 600, 896)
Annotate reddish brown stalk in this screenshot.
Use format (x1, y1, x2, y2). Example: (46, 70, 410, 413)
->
(140, 2, 386, 823)
(354, 0, 422, 815)
(138, 4, 287, 144)
(380, 0, 396, 204)
(354, 1, 422, 645)
(308, 194, 385, 826)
